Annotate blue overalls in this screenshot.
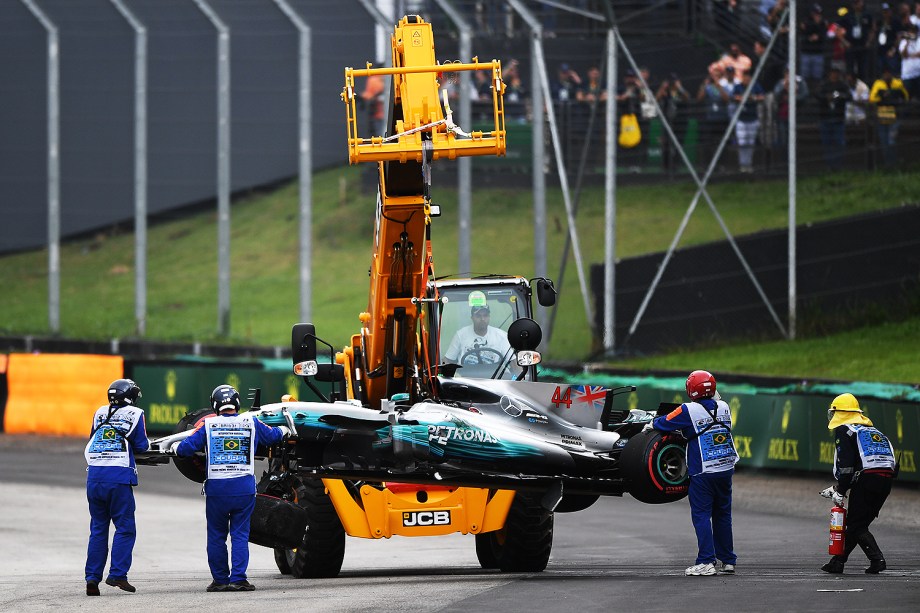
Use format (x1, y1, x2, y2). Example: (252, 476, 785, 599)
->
(176, 411, 283, 585)
(654, 398, 739, 566)
(84, 405, 150, 584)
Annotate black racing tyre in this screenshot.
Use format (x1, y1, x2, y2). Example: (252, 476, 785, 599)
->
(287, 478, 346, 579)
(621, 430, 689, 504)
(478, 492, 553, 572)
(171, 408, 215, 483)
(274, 548, 293, 575)
(475, 532, 499, 569)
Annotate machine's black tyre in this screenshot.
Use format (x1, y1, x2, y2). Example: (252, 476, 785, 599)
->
(287, 478, 346, 579)
(274, 548, 293, 575)
(621, 430, 689, 504)
(171, 408, 215, 483)
(478, 492, 553, 572)
(474, 532, 499, 569)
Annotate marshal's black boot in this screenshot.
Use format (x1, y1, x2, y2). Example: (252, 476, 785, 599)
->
(821, 557, 846, 573)
(858, 533, 886, 574)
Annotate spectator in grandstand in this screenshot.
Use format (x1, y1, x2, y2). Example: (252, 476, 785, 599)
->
(473, 69, 492, 101)
(504, 73, 527, 107)
(912, 0, 920, 26)
(899, 22, 920, 99)
(616, 69, 647, 171)
(845, 71, 871, 124)
(876, 3, 903, 77)
(637, 67, 658, 161)
(898, 1, 915, 29)
(772, 69, 810, 152)
(732, 70, 766, 173)
(649, 370, 739, 578)
(840, 0, 876, 80)
(577, 66, 607, 103)
(753, 38, 785, 92)
(657, 73, 690, 174)
(724, 65, 741, 119)
(552, 63, 582, 103)
(502, 58, 520, 83)
(827, 17, 850, 74)
(869, 67, 909, 168)
(697, 64, 733, 170)
(815, 67, 852, 170)
(720, 42, 753, 77)
(360, 74, 386, 137)
(498, 59, 527, 118)
(765, 0, 791, 39)
(800, 4, 829, 87)
(820, 394, 897, 575)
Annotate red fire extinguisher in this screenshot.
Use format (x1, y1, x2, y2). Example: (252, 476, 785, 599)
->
(828, 504, 847, 555)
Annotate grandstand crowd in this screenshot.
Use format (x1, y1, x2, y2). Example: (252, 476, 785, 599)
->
(410, 1, 920, 175)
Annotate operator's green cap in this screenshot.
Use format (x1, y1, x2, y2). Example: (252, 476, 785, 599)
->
(468, 290, 489, 316)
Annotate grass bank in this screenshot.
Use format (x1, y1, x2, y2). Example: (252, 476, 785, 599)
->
(0, 167, 917, 371)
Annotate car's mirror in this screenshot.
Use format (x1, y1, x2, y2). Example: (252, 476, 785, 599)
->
(535, 278, 557, 307)
(516, 350, 542, 367)
(315, 363, 345, 383)
(292, 323, 317, 364)
(507, 317, 542, 351)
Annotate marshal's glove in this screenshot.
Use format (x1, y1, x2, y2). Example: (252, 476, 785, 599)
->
(820, 486, 845, 506)
(166, 441, 181, 456)
(642, 421, 656, 433)
(278, 425, 298, 440)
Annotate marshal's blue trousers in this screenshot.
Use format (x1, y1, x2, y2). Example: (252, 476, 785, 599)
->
(205, 494, 256, 584)
(85, 481, 136, 583)
(688, 471, 737, 566)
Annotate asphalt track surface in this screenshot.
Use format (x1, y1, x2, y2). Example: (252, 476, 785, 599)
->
(1, 434, 918, 612)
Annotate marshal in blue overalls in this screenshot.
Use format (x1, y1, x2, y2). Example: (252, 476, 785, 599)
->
(652, 370, 739, 577)
(176, 385, 285, 592)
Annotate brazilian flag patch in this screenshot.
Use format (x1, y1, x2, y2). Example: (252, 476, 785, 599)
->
(102, 428, 116, 440)
(223, 439, 241, 451)
(871, 433, 883, 443)
(713, 433, 728, 445)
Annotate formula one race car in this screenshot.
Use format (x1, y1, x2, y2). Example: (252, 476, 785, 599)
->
(140, 332, 689, 575)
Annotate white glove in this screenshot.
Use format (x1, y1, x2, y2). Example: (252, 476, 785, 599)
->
(167, 441, 181, 455)
(820, 486, 845, 506)
(642, 421, 656, 433)
(278, 425, 297, 439)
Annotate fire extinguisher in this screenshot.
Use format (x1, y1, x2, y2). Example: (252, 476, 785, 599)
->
(828, 504, 847, 555)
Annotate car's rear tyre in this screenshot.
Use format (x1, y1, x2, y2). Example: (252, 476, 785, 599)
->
(621, 430, 689, 504)
(287, 478, 346, 579)
(171, 408, 215, 483)
(476, 492, 553, 572)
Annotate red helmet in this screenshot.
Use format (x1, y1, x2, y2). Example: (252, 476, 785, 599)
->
(686, 370, 716, 400)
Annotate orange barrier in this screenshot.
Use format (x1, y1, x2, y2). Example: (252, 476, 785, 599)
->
(5, 354, 123, 436)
